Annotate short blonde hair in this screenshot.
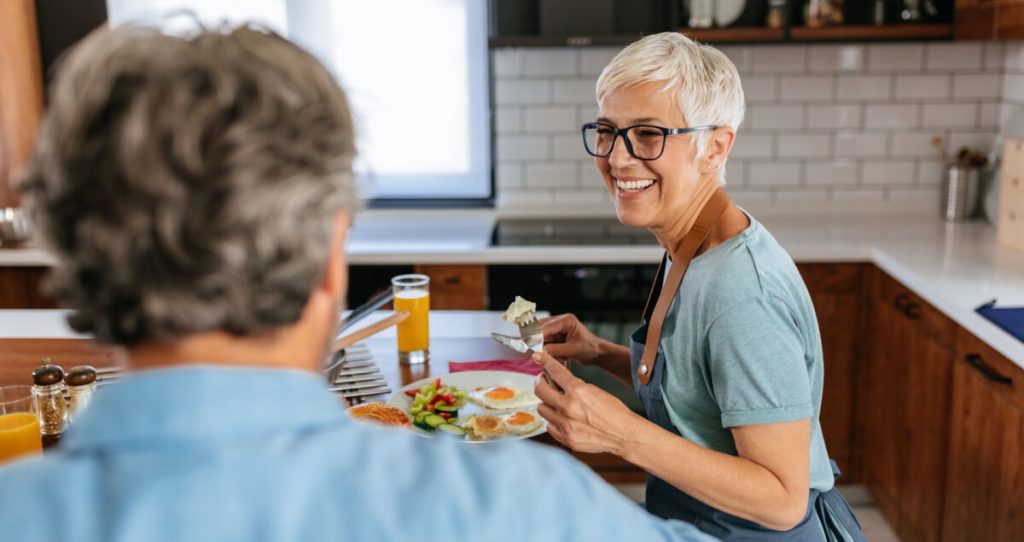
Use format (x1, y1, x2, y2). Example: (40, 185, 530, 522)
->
(596, 33, 745, 182)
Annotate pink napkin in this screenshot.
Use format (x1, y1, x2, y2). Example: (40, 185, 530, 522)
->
(448, 358, 542, 376)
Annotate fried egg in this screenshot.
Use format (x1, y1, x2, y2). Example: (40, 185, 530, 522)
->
(467, 386, 541, 410)
(501, 411, 543, 435)
(464, 415, 506, 440)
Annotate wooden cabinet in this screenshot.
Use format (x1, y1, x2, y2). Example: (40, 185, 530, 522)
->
(413, 264, 487, 310)
(955, 0, 1024, 39)
(798, 263, 868, 484)
(862, 269, 955, 542)
(941, 329, 1024, 542)
(0, 267, 53, 308)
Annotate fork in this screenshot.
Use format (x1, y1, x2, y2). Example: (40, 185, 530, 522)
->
(517, 313, 564, 393)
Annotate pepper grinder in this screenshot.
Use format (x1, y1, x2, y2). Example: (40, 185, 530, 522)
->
(32, 358, 68, 448)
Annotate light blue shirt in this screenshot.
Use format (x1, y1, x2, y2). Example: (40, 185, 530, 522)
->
(0, 366, 713, 542)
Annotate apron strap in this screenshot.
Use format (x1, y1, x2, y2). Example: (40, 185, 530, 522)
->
(641, 253, 668, 324)
(637, 189, 731, 385)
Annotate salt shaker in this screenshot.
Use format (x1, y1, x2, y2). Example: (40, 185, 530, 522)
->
(65, 365, 97, 423)
(32, 358, 68, 447)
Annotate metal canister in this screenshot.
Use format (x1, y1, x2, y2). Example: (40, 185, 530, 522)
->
(942, 165, 983, 222)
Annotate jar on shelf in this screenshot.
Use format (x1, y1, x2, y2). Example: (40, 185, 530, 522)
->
(767, 0, 786, 29)
(64, 365, 97, 423)
(31, 358, 68, 446)
(805, 0, 844, 28)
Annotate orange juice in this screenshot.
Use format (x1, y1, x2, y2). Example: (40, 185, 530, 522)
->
(394, 289, 430, 352)
(0, 412, 42, 463)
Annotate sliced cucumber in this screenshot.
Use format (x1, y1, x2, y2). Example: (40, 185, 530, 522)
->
(437, 424, 466, 437)
(415, 410, 430, 424)
(434, 404, 457, 413)
(424, 414, 446, 428)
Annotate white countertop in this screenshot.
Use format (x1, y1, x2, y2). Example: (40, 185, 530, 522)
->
(3, 213, 1023, 371)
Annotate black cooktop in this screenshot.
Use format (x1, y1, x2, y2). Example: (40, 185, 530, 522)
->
(491, 219, 658, 246)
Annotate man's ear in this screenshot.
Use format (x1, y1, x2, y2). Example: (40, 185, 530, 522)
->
(321, 211, 351, 301)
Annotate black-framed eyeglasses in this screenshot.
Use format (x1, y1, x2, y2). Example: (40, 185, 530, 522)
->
(581, 122, 718, 161)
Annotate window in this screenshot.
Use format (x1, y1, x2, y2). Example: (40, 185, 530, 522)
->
(106, 0, 493, 205)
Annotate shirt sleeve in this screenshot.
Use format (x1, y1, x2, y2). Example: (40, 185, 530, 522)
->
(706, 296, 814, 428)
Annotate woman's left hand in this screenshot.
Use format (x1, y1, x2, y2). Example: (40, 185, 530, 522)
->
(532, 351, 647, 455)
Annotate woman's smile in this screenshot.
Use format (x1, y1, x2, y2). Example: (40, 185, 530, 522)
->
(614, 176, 659, 198)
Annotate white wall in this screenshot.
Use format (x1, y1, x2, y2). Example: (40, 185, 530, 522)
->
(493, 42, 1024, 217)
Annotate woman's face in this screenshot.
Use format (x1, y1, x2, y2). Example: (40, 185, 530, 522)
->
(595, 82, 705, 230)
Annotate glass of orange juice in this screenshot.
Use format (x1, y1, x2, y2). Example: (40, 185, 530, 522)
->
(0, 385, 42, 464)
(392, 274, 430, 364)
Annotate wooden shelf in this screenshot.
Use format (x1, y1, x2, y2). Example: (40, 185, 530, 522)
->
(677, 27, 785, 43)
(790, 23, 953, 41)
(488, 34, 642, 48)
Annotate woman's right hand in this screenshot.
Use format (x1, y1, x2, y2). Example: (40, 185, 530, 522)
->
(539, 313, 607, 365)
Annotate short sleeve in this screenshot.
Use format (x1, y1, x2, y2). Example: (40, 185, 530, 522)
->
(706, 297, 814, 428)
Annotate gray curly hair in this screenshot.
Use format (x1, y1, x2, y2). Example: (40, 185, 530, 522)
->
(20, 23, 359, 346)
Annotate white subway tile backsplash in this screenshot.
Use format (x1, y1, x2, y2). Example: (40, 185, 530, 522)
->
(731, 134, 774, 158)
(496, 163, 522, 190)
(865, 104, 919, 128)
(749, 105, 804, 130)
(495, 107, 521, 134)
(834, 133, 887, 157)
(926, 43, 984, 71)
(494, 80, 550, 105)
(837, 75, 892, 100)
(779, 76, 834, 102)
(948, 131, 998, 154)
(979, 103, 1001, 129)
(751, 46, 807, 73)
(498, 135, 549, 161)
(747, 161, 801, 187)
(552, 79, 596, 104)
(890, 132, 943, 158)
(492, 49, 522, 77)
(894, 75, 950, 100)
(805, 161, 858, 186)
(867, 44, 924, 72)
(524, 49, 577, 77)
(525, 162, 579, 189)
(579, 48, 618, 75)
(717, 45, 752, 72)
(862, 161, 916, 186)
(808, 45, 865, 72)
(953, 74, 1002, 100)
(778, 134, 830, 158)
(807, 105, 862, 129)
(921, 103, 977, 128)
(524, 106, 577, 133)
(916, 160, 945, 188)
(553, 135, 583, 160)
(984, 43, 1005, 70)
(743, 76, 777, 102)
(495, 42, 1009, 215)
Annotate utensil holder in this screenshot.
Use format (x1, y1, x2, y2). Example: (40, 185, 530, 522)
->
(942, 165, 983, 222)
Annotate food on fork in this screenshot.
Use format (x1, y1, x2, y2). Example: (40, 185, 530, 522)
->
(467, 385, 541, 410)
(347, 403, 411, 428)
(501, 296, 537, 326)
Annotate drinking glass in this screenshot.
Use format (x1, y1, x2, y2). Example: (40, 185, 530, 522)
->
(0, 385, 42, 464)
(392, 274, 430, 364)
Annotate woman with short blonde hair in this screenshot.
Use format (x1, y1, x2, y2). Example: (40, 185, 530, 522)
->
(535, 33, 866, 541)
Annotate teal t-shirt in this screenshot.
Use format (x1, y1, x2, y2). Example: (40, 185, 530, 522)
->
(659, 212, 834, 492)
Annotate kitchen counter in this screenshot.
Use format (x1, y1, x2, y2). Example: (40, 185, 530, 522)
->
(3, 212, 1023, 370)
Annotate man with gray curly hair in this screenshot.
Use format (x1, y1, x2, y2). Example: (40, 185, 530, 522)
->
(0, 23, 714, 542)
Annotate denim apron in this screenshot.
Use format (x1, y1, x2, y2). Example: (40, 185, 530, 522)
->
(629, 188, 866, 541)
(628, 322, 866, 541)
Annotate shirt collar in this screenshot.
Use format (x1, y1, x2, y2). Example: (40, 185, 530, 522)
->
(62, 365, 350, 452)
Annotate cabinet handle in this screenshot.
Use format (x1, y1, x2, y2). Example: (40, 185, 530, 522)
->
(964, 354, 1013, 385)
(443, 276, 461, 286)
(904, 302, 921, 320)
(893, 293, 912, 312)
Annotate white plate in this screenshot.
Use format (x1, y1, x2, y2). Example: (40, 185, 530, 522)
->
(387, 370, 547, 443)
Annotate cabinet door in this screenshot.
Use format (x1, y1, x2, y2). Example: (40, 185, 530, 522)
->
(862, 270, 954, 542)
(0, 267, 53, 308)
(798, 263, 866, 483)
(942, 330, 1024, 542)
(413, 265, 486, 310)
